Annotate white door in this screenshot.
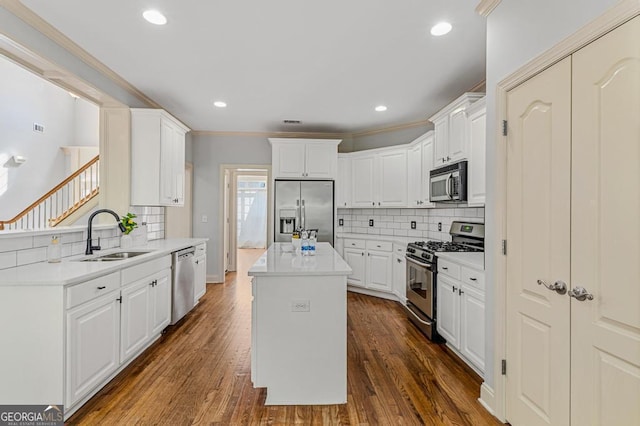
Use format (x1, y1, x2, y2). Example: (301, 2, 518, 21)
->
(120, 279, 151, 362)
(166, 163, 193, 238)
(275, 143, 305, 178)
(467, 105, 486, 206)
(378, 150, 407, 207)
(305, 143, 335, 178)
(421, 134, 434, 206)
(66, 292, 120, 406)
(150, 270, 171, 336)
(433, 118, 448, 166)
(459, 284, 485, 373)
(351, 156, 375, 207)
(570, 16, 640, 425)
(366, 250, 392, 292)
(336, 157, 351, 208)
(223, 169, 231, 273)
(343, 248, 365, 287)
(160, 120, 175, 204)
(172, 127, 186, 205)
(448, 107, 468, 162)
(506, 57, 572, 426)
(406, 144, 422, 207)
(436, 275, 460, 348)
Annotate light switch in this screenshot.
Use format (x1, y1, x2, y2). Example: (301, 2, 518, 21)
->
(201, 215, 208, 223)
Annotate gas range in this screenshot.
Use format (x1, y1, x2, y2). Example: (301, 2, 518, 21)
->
(406, 221, 485, 265)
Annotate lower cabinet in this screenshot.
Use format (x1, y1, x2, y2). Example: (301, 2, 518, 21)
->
(343, 239, 393, 294)
(436, 259, 485, 375)
(194, 243, 207, 303)
(392, 244, 406, 304)
(66, 289, 121, 407)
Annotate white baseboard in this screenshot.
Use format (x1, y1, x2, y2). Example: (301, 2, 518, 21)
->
(479, 382, 498, 419)
(207, 274, 223, 283)
(347, 285, 398, 302)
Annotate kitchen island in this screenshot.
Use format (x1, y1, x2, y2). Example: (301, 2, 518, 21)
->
(248, 242, 351, 405)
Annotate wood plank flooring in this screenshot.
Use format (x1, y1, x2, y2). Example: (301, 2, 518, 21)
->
(67, 248, 499, 425)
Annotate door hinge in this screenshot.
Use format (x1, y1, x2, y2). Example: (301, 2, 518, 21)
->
(502, 120, 508, 136)
(502, 239, 507, 255)
(502, 359, 507, 375)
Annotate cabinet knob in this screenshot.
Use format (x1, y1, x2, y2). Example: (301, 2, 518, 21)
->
(372, 202, 375, 206)
(397, 258, 402, 263)
(378, 202, 381, 206)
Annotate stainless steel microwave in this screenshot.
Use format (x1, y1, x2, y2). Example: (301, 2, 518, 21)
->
(429, 161, 467, 202)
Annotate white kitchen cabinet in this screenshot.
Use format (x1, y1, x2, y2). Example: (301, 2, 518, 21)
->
(194, 252, 207, 303)
(343, 239, 393, 294)
(336, 156, 352, 208)
(421, 133, 435, 206)
(430, 93, 484, 166)
(343, 247, 366, 287)
(120, 278, 151, 363)
(269, 138, 341, 179)
(150, 270, 171, 336)
(334, 236, 344, 257)
(392, 246, 406, 304)
(436, 259, 485, 375)
(350, 148, 407, 208)
(466, 98, 486, 206)
(131, 109, 190, 206)
(66, 290, 121, 407)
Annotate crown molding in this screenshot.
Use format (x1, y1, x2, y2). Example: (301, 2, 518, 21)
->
(191, 130, 347, 139)
(476, 0, 501, 17)
(468, 79, 486, 93)
(351, 119, 431, 138)
(2, 0, 161, 108)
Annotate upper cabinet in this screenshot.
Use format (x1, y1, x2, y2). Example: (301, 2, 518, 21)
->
(131, 109, 190, 206)
(466, 97, 486, 206)
(336, 155, 352, 208)
(406, 131, 435, 208)
(351, 147, 407, 208)
(430, 93, 484, 167)
(270, 138, 341, 179)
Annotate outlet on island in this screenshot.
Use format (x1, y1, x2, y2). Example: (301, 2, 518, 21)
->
(411, 221, 416, 229)
(291, 300, 310, 312)
(438, 222, 442, 231)
(369, 219, 374, 227)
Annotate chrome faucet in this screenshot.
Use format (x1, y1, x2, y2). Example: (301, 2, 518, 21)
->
(86, 209, 127, 255)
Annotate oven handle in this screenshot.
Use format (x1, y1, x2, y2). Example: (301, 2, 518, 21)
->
(405, 255, 433, 271)
(405, 304, 433, 326)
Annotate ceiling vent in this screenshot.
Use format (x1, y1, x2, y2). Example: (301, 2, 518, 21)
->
(283, 119, 301, 124)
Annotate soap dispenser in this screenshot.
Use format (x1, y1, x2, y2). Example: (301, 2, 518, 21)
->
(48, 235, 62, 263)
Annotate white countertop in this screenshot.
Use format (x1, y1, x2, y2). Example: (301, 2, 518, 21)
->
(335, 232, 414, 246)
(0, 238, 207, 287)
(436, 251, 484, 270)
(248, 242, 352, 277)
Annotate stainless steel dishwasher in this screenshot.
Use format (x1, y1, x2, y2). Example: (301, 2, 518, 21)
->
(171, 247, 196, 325)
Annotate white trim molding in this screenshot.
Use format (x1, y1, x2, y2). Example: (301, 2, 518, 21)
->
(478, 383, 497, 418)
(476, 0, 502, 17)
(492, 0, 640, 422)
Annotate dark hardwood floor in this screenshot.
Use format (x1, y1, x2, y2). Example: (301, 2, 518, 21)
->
(67, 249, 499, 425)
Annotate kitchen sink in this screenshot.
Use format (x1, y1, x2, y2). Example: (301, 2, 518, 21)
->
(78, 250, 152, 262)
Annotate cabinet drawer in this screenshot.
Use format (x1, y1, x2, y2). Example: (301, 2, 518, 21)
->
(344, 239, 365, 249)
(66, 272, 120, 309)
(393, 243, 406, 255)
(121, 255, 171, 286)
(461, 267, 485, 290)
(366, 240, 392, 252)
(438, 259, 461, 280)
(195, 243, 206, 255)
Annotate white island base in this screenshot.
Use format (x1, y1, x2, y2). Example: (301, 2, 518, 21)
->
(248, 243, 351, 405)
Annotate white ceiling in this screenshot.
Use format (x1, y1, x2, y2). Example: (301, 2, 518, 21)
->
(20, 0, 486, 133)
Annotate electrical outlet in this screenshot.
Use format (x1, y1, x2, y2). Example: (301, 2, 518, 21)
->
(338, 218, 344, 226)
(291, 300, 310, 312)
(33, 123, 44, 133)
(201, 215, 208, 223)
(438, 222, 442, 231)
(369, 219, 374, 227)
(411, 221, 416, 229)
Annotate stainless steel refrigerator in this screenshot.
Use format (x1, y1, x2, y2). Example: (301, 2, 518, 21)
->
(274, 180, 334, 246)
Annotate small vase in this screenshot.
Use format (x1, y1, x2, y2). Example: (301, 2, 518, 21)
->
(121, 234, 133, 249)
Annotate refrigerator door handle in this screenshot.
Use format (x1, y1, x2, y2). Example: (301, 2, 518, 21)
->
(301, 199, 306, 230)
(296, 199, 301, 230)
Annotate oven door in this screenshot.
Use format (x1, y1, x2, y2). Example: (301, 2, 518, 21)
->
(405, 256, 435, 319)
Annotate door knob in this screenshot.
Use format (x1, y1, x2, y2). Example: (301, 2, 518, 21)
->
(537, 279, 568, 295)
(568, 286, 594, 301)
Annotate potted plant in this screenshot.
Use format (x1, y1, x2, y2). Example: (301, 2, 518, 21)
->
(120, 213, 138, 248)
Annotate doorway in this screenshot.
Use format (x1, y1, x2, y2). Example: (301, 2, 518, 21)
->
(221, 166, 271, 274)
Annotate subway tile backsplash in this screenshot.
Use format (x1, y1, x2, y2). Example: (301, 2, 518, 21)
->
(337, 207, 484, 241)
(0, 205, 165, 270)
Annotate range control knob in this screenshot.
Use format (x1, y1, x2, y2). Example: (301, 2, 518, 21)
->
(421, 253, 429, 259)
(408, 248, 415, 254)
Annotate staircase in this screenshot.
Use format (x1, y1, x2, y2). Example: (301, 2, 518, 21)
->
(0, 155, 100, 231)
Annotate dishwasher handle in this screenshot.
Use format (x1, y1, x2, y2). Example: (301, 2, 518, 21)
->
(174, 247, 195, 261)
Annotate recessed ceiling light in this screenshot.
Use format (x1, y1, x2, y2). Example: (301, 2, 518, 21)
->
(430, 22, 452, 36)
(213, 101, 227, 108)
(143, 10, 167, 25)
(375, 105, 388, 112)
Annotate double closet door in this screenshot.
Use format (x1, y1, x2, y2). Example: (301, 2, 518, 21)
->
(505, 16, 640, 426)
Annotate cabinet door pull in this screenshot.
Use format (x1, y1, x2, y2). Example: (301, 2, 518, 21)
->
(442, 266, 448, 270)
(469, 277, 477, 281)
(396, 258, 402, 263)
(97, 286, 106, 290)
(458, 288, 464, 295)
(452, 286, 457, 292)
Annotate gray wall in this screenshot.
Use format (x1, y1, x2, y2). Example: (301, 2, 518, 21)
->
(350, 123, 432, 152)
(483, 0, 619, 390)
(191, 134, 272, 281)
